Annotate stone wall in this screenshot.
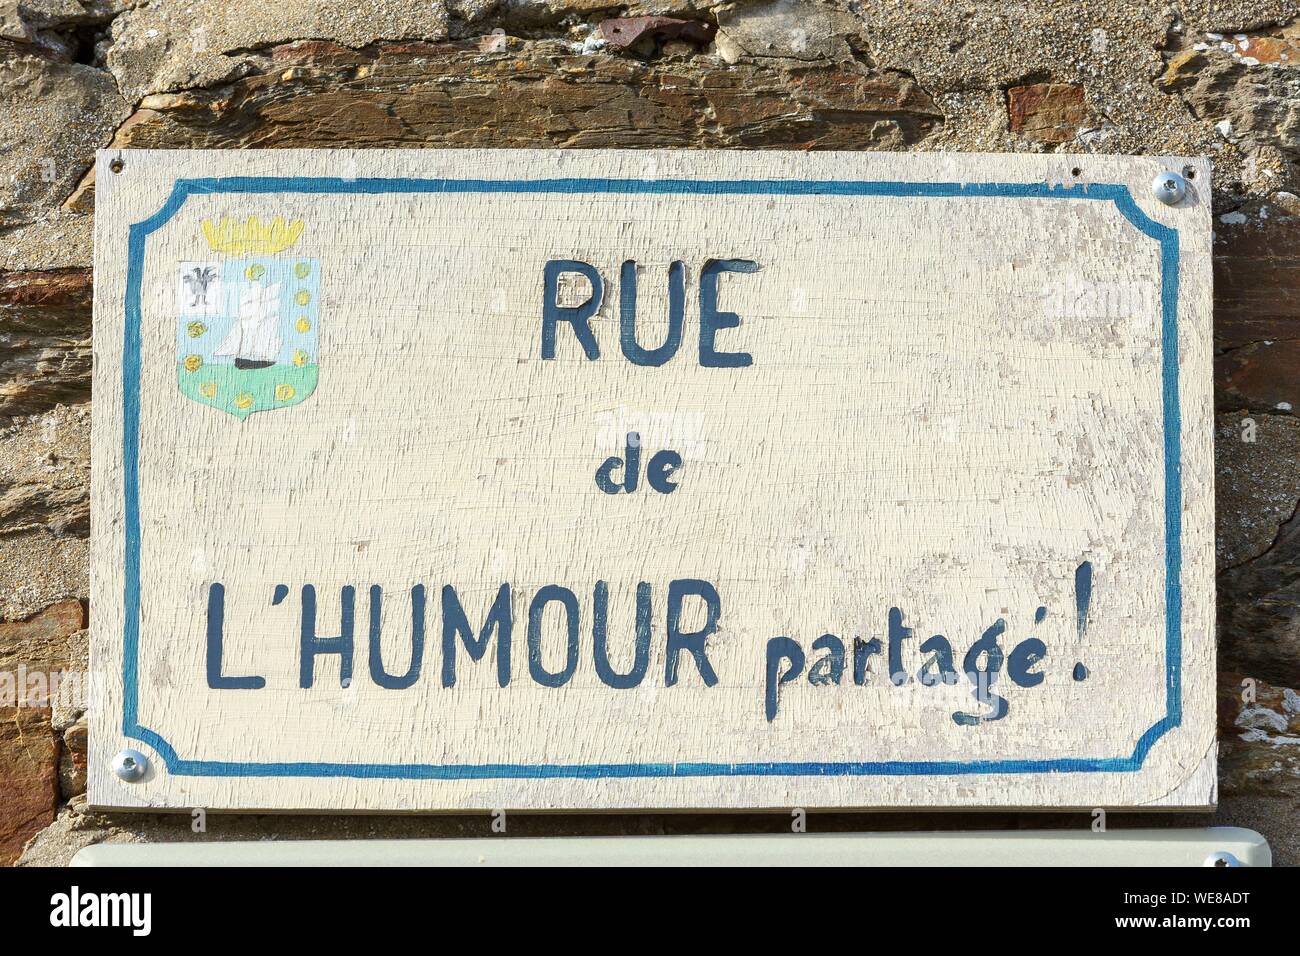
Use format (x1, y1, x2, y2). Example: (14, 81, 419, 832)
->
(3, 0, 1299, 865)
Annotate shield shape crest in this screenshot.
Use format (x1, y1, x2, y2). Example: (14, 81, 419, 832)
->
(176, 216, 319, 419)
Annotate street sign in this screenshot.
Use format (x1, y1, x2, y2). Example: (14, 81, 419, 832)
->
(90, 149, 1215, 810)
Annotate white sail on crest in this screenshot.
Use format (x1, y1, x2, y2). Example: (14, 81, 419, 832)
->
(214, 281, 283, 363)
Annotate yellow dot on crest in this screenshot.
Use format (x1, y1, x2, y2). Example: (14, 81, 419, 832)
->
(186, 321, 208, 338)
(199, 382, 218, 398)
(183, 354, 202, 372)
(294, 289, 311, 306)
(245, 263, 266, 281)
(275, 383, 295, 402)
(292, 350, 309, 367)
(234, 393, 254, 410)
(295, 317, 311, 333)
(294, 262, 311, 278)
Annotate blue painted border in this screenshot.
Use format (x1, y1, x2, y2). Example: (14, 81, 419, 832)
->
(121, 176, 1181, 779)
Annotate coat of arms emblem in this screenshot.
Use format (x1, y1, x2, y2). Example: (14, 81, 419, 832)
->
(176, 215, 319, 419)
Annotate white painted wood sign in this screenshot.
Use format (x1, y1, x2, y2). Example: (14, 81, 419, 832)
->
(90, 149, 1215, 811)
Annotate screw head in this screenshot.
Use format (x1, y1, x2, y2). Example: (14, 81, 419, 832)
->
(1203, 851, 1242, 867)
(112, 748, 148, 782)
(1152, 171, 1187, 206)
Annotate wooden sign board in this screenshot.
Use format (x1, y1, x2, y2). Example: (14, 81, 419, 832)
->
(89, 149, 1215, 811)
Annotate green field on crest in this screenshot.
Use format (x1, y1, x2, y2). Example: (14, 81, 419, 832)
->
(177, 362, 319, 419)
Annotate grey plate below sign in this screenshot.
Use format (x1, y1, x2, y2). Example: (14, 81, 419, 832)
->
(71, 827, 1269, 867)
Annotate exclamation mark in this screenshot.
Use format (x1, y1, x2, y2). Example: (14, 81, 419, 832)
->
(1073, 560, 1092, 681)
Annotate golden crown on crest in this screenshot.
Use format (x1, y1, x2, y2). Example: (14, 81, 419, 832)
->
(201, 215, 304, 254)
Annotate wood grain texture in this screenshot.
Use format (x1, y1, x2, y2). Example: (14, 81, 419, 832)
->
(88, 149, 1215, 811)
